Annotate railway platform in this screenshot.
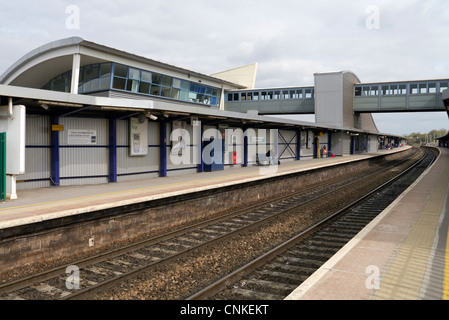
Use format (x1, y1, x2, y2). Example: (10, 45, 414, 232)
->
(286, 147, 449, 300)
(0, 147, 410, 231)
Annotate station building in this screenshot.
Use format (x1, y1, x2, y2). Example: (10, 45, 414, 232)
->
(0, 37, 406, 199)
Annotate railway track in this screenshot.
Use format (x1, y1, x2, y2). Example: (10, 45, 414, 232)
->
(0, 147, 431, 300)
(187, 147, 437, 300)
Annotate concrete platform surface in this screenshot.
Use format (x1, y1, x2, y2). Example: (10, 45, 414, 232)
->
(0, 147, 409, 230)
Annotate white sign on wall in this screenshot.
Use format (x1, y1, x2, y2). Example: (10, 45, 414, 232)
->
(130, 117, 148, 156)
(0, 105, 26, 175)
(68, 129, 97, 145)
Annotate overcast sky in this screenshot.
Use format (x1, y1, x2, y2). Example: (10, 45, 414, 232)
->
(1, 0, 448, 136)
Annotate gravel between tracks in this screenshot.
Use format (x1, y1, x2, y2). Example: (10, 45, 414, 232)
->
(90, 165, 402, 300)
(0, 150, 422, 300)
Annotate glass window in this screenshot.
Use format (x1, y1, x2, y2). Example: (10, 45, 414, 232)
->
(82, 67, 91, 82)
(82, 82, 90, 93)
(197, 93, 205, 103)
(172, 78, 181, 88)
(126, 79, 139, 92)
(253, 92, 259, 100)
(112, 77, 126, 90)
(100, 76, 111, 90)
(274, 90, 281, 99)
(171, 88, 180, 99)
(410, 84, 418, 94)
(212, 88, 220, 97)
(113, 64, 128, 78)
(128, 68, 140, 80)
(247, 92, 252, 100)
(151, 84, 161, 96)
(382, 85, 389, 95)
(241, 93, 246, 101)
(428, 83, 437, 93)
(179, 90, 189, 101)
(189, 91, 197, 102)
(305, 89, 312, 98)
(162, 75, 172, 87)
(181, 80, 190, 90)
(419, 83, 427, 94)
(205, 87, 213, 95)
(139, 81, 150, 94)
(390, 84, 398, 95)
(440, 81, 448, 92)
(399, 84, 406, 95)
(297, 89, 303, 99)
(100, 63, 111, 77)
(91, 65, 99, 79)
(363, 87, 370, 96)
(161, 87, 171, 97)
(141, 70, 152, 83)
(227, 93, 234, 101)
(91, 78, 100, 91)
(152, 73, 162, 85)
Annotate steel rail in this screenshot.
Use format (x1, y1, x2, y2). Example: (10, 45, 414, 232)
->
(186, 147, 436, 300)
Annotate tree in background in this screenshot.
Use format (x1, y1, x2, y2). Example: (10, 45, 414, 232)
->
(405, 129, 448, 146)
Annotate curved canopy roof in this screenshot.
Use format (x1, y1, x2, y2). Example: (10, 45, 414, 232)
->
(0, 37, 245, 90)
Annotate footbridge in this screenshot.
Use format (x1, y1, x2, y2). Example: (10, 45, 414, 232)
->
(224, 76, 448, 115)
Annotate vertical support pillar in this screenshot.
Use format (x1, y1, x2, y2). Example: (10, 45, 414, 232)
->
(197, 124, 204, 173)
(159, 121, 167, 177)
(109, 118, 117, 182)
(71, 53, 81, 94)
(243, 128, 248, 167)
(0, 132, 6, 201)
(296, 129, 301, 160)
(50, 115, 60, 186)
(328, 131, 332, 153)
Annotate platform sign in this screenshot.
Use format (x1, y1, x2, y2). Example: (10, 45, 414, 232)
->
(52, 125, 64, 131)
(130, 117, 148, 156)
(68, 129, 97, 145)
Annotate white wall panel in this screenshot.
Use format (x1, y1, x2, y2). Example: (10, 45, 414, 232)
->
(16, 115, 51, 190)
(117, 119, 160, 178)
(59, 117, 109, 185)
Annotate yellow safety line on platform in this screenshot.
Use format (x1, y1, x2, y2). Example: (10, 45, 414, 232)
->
(444, 229, 449, 300)
(0, 169, 277, 213)
(0, 154, 366, 217)
(0, 160, 315, 214)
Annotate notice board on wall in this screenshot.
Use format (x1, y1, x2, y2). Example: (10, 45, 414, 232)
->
(68, 129, 97, 145)
(130, 117, 148, 156)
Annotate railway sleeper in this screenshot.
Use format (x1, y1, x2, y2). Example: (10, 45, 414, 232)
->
(282, 249, 334, 261)
(255, 269, 307, 284)
(324, 223, 367, 232)
(230, 288, 285, 300)
(307, 236, 349, 246)
(273, 256, 324, 269)
(315, 231, 357, 240)
(240, 278, 298, 296)
(294, 244, 340, 255)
